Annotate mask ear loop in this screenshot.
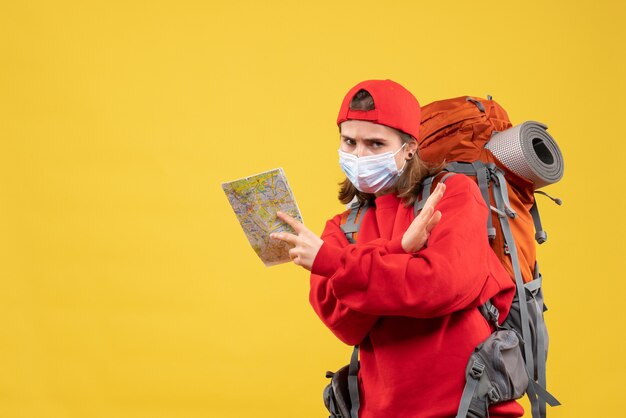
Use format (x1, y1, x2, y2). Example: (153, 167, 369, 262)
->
(396, 143, 409, 175)
(394, 143, 407, 155)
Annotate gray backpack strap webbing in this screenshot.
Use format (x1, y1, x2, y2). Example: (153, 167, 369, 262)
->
(529, 263, 561, 415)
(446, 161, 478, 175)
(445, 162, 496, 239)
(490, 165, 536, 415)
(348, 346, 360, 418)
(471, 162, 497, 240)
(414, 175, 436, 214)
(529, 378, 560, 409)
(414, 172, 456, 216)
(455, 360, 488, 418)
(490, 166, 516, 218)
(340, 202, 370, 244)
(440, 172, 457, 184)
(337, 204, 365, 417)
(326, 390, 342, 417)
(478, 299, 500, 328)
(466, 97, 486, 112)
(490, 164, 560, 418)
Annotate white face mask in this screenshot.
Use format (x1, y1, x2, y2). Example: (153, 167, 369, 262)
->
(338, 144, 407, 194)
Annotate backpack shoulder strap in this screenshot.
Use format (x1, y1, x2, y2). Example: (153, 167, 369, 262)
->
(340, 201, 371, 244)
(348, 346, 360, 418)
(413, 171, 457, 216)
(445, 161, 496, 239)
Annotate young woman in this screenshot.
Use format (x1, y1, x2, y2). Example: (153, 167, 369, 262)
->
(271, 79, 523, 418)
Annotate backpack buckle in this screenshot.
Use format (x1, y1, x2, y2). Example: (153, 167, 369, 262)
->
(488, 387, 501, 402)
(487, 304, 500, 323)
(470, 360, 485, 379)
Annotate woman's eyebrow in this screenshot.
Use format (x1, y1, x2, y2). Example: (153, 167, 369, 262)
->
(340, 135, 387, 142)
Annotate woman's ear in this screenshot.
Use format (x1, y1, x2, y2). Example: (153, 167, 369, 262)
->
(406, 138, 418, 160)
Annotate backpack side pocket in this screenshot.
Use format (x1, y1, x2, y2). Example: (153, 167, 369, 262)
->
(456, 330, 528, 418)
(323, 365, 352, 418)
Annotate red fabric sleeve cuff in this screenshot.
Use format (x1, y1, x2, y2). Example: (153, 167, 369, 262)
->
(311, 241, 343, 277)
(384, 236, 406, 254)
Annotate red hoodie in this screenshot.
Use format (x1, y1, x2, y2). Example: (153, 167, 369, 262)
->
(310, 174, 523, 418)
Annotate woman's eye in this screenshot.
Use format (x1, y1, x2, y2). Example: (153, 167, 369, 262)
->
(372, 142, 384, 148)
(343, 138, 356, 146)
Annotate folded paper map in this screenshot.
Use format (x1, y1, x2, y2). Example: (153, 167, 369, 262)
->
(222, 168, 303, 266)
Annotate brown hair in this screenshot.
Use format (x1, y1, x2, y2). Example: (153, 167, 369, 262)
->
(338, 89, 442, 207)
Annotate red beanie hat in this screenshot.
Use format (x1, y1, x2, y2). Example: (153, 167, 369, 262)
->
(336, 79, 421, 140)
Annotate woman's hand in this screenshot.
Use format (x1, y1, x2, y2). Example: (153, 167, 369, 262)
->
(270, 211, 324, 271)
(401, 182, 446, 253)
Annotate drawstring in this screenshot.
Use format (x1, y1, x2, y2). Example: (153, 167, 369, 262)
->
(534, 190, 562, 206)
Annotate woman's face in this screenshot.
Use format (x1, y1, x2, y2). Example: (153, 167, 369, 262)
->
(339, 120, 408, 170)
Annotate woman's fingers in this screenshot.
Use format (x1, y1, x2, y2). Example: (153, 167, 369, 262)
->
(402, 183, 446, 253)
(272, 211, 308, 244)
(422, 182, 446, 213)
(270, 231, 298, 245)
(418, 182, 445, 229)
(276, 211, 304, 233)
(270, 212, 323, 271)
(416, 205, 433, 223)
(425, 210, 442, 233)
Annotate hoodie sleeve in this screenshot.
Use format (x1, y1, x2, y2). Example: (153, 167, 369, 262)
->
(309, 214, 380, 346)
(311, 175, 514, 319)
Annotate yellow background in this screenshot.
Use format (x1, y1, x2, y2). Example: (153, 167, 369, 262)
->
(1, 0, 624, 417)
